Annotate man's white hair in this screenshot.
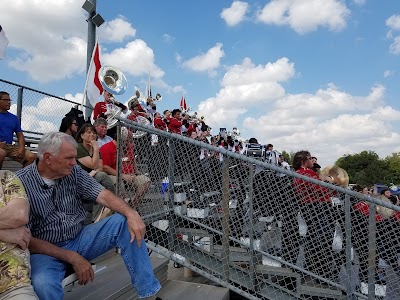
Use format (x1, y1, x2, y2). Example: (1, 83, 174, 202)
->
(37, 132, 77, 160)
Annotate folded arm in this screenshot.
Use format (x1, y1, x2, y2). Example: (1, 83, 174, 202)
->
(0, 197, 29, 229)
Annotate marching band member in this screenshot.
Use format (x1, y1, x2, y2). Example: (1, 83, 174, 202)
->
(153, 112, 167, 131)
(93, 91, 127, 121)
(167, 109, 182, 134)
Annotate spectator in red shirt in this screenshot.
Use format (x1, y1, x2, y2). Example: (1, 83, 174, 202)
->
(100, 132, 150, 209)
(293, 150, 342, 281)
(167, 109, 182, 134)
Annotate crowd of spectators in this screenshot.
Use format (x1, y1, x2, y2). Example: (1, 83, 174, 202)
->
(0, 90, 162, 300)
(2, 88, 400, 298)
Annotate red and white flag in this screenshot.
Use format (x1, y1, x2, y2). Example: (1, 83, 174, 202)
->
(0, 25, 9, 60)
(180, 96, 187, 111)
(84, 41, 103, 107)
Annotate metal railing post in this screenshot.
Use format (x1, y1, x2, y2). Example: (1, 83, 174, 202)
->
(248, 164, 256, 289)
(344, 194, 355, 299)
(115, 123, 123, 197)
(367, 202, 376, 300)
(166, 139, 177, 251)
(17, 87, 23, 124)
(221, 156, 230, 282)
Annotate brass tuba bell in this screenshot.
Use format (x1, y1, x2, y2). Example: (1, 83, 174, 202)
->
(98, 66, 128, 128)
(98, 66, 128, 95)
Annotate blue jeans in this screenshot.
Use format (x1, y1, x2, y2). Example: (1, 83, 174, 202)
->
(30, 213, 161, 300)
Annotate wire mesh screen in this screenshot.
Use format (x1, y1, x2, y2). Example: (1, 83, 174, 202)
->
(114, 119, 400, 300)
(0, 79, 86, 137)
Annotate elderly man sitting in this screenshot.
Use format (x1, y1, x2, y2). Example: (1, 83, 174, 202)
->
(15, 132, 161, 300)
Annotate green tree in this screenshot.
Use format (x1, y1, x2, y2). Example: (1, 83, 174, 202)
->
(335, 151, 390, 186)
(384, 152, 400, 184)
(281, 150, 294, 165)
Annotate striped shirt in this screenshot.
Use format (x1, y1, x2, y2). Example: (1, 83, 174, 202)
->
(16, 162, 104, 244)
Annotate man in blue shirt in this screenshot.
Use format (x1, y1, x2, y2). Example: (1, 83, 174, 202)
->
(0, 91, 36, 169)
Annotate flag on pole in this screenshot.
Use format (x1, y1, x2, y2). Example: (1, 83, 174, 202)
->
(180, 96, 187, 111)
(146, 71, 152, 98)
(84, 40, 103, 107)
(0, 25, 10, 60)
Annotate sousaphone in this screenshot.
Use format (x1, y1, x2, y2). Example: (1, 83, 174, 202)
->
(98, 66, 128, 129)
(320, 165, 349, 187)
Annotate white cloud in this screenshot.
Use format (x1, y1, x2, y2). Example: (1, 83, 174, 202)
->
(384, 70, 395, 78)
(197, 57, 295, 128)
(98, 18, 136, 43)
(162, 33, 175, 43)
(182, 43, 225, 75)
(196, 56, 400, 166)
(102, 39, 164, 79)
(386, 15, 400, 31)
(220, 1, 249, 27)
(0, 1, 180, 97)
(256, 0, 350, 34)
(389, 36, 400, 54)
(352, 0, 366, 5)
(386, 15, 400, 55)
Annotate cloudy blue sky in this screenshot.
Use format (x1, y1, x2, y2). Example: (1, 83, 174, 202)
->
(1, 0, 400, 166)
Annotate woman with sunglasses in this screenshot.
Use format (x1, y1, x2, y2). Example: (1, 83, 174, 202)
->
(59, 116, 78, 137)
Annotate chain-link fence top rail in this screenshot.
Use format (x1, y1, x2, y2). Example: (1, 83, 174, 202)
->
(0, 79, 91, 138)
(117, 116, 400, 300)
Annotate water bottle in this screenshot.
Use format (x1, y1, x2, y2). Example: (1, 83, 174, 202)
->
(161, 177, 169, 195)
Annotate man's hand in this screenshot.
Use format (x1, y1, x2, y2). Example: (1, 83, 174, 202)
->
(126, 210, 146, 247)
(0, 227, 31, 250)
(69, 252, 94, 285)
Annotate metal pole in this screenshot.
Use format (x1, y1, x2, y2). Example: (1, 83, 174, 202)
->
(85, 0, 96, 119)
(367, 202, 376, 300)
(166, 139, 177, 251)
(248, 164, 256, 289)
(115, 123, 122, 197)
(344, 194, 355, 299)
(221, 156, 230, 282)
(16, 87, 23, 124)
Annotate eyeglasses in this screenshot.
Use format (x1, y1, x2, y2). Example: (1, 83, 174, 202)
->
(0, 98, 11, 102)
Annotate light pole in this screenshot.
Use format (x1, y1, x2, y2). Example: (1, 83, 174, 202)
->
(82, 0, 104, 119)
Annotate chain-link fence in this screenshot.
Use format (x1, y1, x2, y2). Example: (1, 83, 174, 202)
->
(114, 117, 400, 300)
(0, 79, 89, 140)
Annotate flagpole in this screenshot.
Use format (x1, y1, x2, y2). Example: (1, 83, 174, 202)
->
(81, 38, 99, 118)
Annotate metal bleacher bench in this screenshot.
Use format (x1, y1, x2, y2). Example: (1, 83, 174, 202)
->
(2, 133, 41, 171)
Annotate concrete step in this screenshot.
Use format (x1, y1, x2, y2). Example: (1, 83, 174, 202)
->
(156, 280, 229, 300)
(64, 252, 168, 300)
